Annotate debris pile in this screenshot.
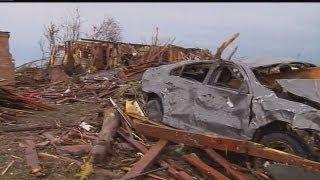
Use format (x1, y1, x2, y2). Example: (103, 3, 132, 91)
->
(49, 38, 213, 75)
(1, 32, 319, 180)
(0, 86, 53, 125)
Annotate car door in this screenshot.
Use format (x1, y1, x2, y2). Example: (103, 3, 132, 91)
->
(161, 62, 213, 131)
(193, 62, 253, 139)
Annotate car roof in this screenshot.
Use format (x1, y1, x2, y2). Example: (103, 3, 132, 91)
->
(236, 57, 316, 68)
(177, 58, 316, 69)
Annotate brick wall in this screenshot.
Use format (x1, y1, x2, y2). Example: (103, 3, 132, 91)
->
(0, 31, 15, 86)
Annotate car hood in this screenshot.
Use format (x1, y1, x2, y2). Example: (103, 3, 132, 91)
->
(276, 79, 320, 105)
(251, 83, 320, 131)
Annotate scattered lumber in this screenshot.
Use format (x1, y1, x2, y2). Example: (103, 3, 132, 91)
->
(0, 124, 77, 133)
(121, 139, 168, 180)
(0, 87, 53, 111)
(205, 149, 247, 180)
(131, 117, 320, 171)
(118, 128, 193, 180)
(184, 153, 230, 180)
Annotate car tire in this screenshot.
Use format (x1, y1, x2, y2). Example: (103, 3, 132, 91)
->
(146, 97, 163, 122)
(259, 132, 309, 158)
(253, 132, 310, 170)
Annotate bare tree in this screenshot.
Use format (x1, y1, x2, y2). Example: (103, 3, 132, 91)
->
(60, 8, 82, 42)
(38, 38, 47, 59)
(43, 21, 60, 55)
(40, 8, 83, 58)
(87, 16, 122, 42)
(151, 27, 159, 46)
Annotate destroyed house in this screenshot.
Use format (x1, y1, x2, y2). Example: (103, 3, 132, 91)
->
(49, 39, 213, 74)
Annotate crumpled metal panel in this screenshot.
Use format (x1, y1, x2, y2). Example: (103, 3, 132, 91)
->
(193, 84, 252, 140)
(142, 59, 320, 140)
(276, 79, 320, 105)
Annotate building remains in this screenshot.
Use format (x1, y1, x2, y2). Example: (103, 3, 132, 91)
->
(0, 31, 15, 86)
(48, 38, 213, 75)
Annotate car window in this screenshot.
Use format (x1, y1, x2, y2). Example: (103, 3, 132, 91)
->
(179, 63, 212, 83)
(170, 66, 183, 76)
(208, 65, 248, 93)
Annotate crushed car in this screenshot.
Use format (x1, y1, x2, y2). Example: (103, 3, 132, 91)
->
(141, 58, 320, 161)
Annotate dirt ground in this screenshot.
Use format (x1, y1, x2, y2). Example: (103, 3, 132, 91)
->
(0, 99, 256, 180)
(0, 102, 102, 179)
(0, 101, 204, 180)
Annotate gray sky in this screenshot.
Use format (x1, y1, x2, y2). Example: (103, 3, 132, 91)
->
(0, 3, 319, 65)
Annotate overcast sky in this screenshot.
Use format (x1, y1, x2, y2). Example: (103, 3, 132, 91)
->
(0, 3, 319, 65)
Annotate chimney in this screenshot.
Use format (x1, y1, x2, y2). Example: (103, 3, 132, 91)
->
(0, 31, 15, 86)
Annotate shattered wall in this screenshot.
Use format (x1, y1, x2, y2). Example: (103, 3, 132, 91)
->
(0, 31, 15, 86)
(49, 39, 213, 74)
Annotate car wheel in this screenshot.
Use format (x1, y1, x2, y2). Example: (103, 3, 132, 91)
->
(146, 97, 163, 122)
(253, 132, 310, 170)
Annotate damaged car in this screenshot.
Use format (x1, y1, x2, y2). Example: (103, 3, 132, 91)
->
(141, 58, 320, 161)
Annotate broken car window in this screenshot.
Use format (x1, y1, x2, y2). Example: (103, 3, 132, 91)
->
(179, 63, 212, 83)
(208, 65, 248, 92)
(170, 66, 183, 76)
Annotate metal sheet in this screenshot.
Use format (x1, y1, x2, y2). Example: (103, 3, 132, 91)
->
(277, 79, 320, 104)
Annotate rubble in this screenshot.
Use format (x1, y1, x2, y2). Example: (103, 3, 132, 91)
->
(49, 38, 213, 75)
(1, 32, 319, 180)
(0, 86, 53, 125)
(184, 153, 230, 180)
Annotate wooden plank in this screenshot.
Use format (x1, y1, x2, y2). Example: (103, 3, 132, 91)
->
(184, 153, 229, 180)
(117, 128, 148, 153)
(22, 140, 42, 174)
(205, 149, 247, 180)
(118, 128, 193, 180)
(132, 119, 320, 171)
(121, 139, 168, 180)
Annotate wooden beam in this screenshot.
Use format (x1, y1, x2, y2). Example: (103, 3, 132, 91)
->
(22, 140, 42, 174)
(132, 119, 320, 171)
(118, 128, 193, 180)
(121, 139, 168, 180)
(213, 33, 240, 60)
(205, 149, 247, 180)
(184, 153, 230, 180)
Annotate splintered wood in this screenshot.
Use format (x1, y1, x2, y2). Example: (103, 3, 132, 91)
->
(0, 87, 53, 124)
(184, 153, 229, 180)
(205, 149, 247, 180)
(121, 139, 168, 180)
(131, 117, 320, 171)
